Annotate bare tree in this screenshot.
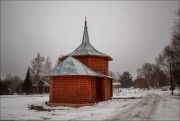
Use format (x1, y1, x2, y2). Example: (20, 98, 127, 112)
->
(44, 56, 52, 74)
(43, 57, 52, 83)
(31, 53, 45, 83)
(137, 68, 143, 78)
(138, 62, 169, 89)
(109, 71, 115, 78)
(170, 9, 180, 87)
(156, 10, 180, 88)
(116, 72, 121, 80)
(0, 74, 23, 94)
(141, 63, 153, 89)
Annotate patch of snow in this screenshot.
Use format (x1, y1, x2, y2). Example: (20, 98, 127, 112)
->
(1, 89, 179, 120)
(0, 94, 140, 120)
(151, 90, 180, 120)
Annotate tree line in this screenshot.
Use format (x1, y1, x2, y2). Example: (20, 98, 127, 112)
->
(110, 9, 180, 91)
(0, 53, 53, 95)
(137, 10, 180, 90)
(110, 71, 133, 88)
(1, 10, 179, 95)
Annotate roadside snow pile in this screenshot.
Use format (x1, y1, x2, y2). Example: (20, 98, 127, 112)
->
(113, 88, 146, 99)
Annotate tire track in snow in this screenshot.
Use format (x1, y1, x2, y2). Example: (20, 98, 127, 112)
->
(111, 93, 160, 120)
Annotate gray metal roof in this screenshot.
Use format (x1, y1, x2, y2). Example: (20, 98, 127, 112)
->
(48, 56, 102, 76)
(67, 20, 110, 57)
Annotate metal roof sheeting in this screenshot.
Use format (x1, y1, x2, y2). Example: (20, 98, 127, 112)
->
(48, 57, 103, 76)
(67, 20, 110, 57)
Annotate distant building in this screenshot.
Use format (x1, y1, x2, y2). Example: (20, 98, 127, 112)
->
(133, 78, 148, 89)
(33, 80, 49, 93)
(113, 80, 121, 93)
(47, 19, 113, 107)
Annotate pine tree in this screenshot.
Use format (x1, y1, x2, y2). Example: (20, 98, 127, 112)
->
(23, 68, 32, 94)
(120, 71, 133, 88)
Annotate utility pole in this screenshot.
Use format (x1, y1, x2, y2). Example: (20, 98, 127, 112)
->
(170, 63, 174, 95)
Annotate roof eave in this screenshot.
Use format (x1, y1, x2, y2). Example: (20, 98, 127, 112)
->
(65, 54, 113, 61)
(47, 75, 100, 77)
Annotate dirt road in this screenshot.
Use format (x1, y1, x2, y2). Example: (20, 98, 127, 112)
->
(111, 93, 161, 120)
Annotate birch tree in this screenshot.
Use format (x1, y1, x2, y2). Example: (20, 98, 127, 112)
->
(31, 53, 45, 82)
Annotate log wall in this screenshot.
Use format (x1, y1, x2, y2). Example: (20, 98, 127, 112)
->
(102, 78, 112, 100)
(106, 78, 113, 100)
(49, 76, 112, 106)
(74, 56, 109, 75)
(49, 76, 97, 105)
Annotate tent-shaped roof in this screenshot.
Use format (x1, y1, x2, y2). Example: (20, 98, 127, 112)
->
(67, 19, 111, 59)
(48, 56, 104, 76)
(34, 80, 49, 86)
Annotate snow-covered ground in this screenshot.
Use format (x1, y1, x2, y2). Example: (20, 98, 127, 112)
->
(1, 89, 179, 120)
(113, 88, 146, 99)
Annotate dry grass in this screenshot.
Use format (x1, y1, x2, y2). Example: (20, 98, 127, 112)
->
(28, 104, 54, 112)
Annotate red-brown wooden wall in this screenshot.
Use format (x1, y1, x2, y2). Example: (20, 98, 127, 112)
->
(50, 76, 97, 105)
(49, 76, 112, 107)
(74, 56, 109, 75)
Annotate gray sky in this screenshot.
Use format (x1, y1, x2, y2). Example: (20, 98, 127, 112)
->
(1, 1, 179, 79)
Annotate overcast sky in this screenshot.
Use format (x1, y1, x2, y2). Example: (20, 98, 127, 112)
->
(1, 1, 179, 79)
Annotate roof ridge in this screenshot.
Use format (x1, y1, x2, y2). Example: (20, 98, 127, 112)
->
(82, 17, 89, 44)
(48, 56, 101, 76)
(66, 20, 111, 59)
